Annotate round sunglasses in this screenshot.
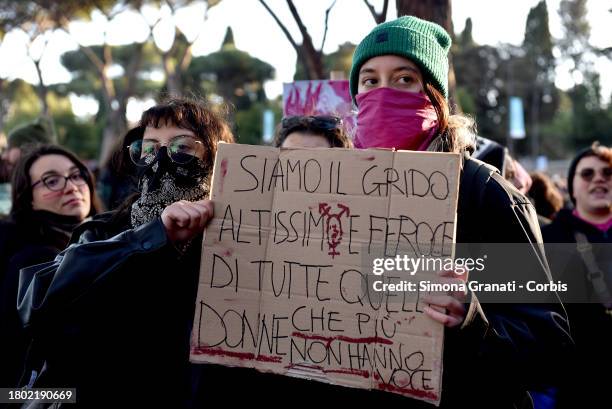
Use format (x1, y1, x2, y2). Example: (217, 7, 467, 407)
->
(577, 167, 612, 182)
(127, 135, 204, 166)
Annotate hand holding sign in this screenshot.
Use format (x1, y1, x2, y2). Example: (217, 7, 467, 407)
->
(422, 269, 468, 328)
(162, 199, 214, 243)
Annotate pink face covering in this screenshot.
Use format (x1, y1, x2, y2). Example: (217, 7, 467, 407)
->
(354, 87, 439, 151)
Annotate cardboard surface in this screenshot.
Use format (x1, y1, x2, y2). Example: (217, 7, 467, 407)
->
(191, 143, 460, 405)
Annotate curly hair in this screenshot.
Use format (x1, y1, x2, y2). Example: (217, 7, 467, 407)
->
(528, 172, 564, 219)
(139, 97, 235, 176)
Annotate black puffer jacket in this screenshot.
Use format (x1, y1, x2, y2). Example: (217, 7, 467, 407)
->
(16, 158, 572, 409)
(542, 208, 611, 409)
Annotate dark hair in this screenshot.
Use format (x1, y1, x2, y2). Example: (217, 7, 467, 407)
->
(567, 141, 612, 205)
(9, 145, 101, 223)
(108, 97, 236, 226)
(528, 172, 564, 219)
(273, 116, 352, 148)
(138, 97, 235, 176)
(112, 126, 144, 176)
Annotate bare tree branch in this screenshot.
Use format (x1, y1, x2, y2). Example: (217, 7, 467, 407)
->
(363, 0, 387, 24)
(58, 11, 116, 106)
(320, 0, 337, 51)
(286, 0, 310, 44)
(380, 0, 389, 22)
(286, 0, 324, 78)
(258, 0, 324, 78)
(118, 41, 145, 112)
(102, 43, 113, 71)
(57, 15, 107, 78)
(165, 0, 176, 14)
(144, 15, 162, 37)
(58, 20, 106, 76)
(257, 0, 299, 51)
(77, 43, 106, 75)
(179, 43, 194, 72)
(175, 1, 210, 63)
(25, 32, 48, 64)
(363, 0, 378, 22)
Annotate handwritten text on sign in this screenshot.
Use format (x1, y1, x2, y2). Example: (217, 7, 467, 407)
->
(190, 144, 460, 406)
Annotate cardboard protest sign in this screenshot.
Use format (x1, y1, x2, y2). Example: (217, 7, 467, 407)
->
(190, 143, 460, 406)
(283, 80, 356, 137)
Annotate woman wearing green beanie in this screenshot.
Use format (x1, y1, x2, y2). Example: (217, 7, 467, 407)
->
(344, 15, 572, 408)
(349, 15, 470, 152)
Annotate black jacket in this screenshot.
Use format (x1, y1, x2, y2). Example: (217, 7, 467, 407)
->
(16, 158, 571, 408)
(542, 208, 611, 409)
(16, 211, 201, 408)
(210, 158, 571, 409)
(0, 211, 78, 389)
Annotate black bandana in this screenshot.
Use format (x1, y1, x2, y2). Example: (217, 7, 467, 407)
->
(130, 147, 209, 228)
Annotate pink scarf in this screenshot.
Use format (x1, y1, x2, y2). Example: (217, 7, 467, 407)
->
(354, 87, 438, 151)
(572, 209, 612, 232)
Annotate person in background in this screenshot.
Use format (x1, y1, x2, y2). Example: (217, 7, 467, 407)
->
(0, 145, 100, 389)
(1, 120, 54, 178)
(0, 138, 11, 214)
(542, 141, 611, 409)
(0, 120, 54, 217)
(528, 172, 564, 223)
(15, 97, 233, 408)
(273, 115, 352, 148)
(473, 135, 508, 174)
(505, 155, 533, 195)
(96, 127, 142, 210)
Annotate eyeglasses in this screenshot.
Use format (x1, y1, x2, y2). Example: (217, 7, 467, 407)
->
(127, 135, 204, 166)
(281, 116, 343, 133)
(578, 167, 612, 182)
(32, 170, 88, 191)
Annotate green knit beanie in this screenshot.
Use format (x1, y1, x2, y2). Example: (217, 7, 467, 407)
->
(7, 120, 53, 148)
(349, 15, 451, 102)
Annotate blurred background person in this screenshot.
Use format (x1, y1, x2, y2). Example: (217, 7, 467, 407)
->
(542, 141, 611, 409)
(473, 135, 508, 175)
(96, 126, 142, 211)
(0, 120, 54, 216)
(504, 155, 532, 195)
(1, 120, 54, 178)
(0, 144, 100, 389)
(0, 132, 10, 215)
(528, 172, 564, 224)
(273, 115, 352, 148)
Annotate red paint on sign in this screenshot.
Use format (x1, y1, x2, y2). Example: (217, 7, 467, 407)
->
(219, 158, 228, 194)
(292, 331, 393, 348)
(376, 382, 438, 400)
(191, 346, 282, 363)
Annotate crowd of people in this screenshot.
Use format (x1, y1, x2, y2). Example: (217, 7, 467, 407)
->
(0, 15, 609, 409)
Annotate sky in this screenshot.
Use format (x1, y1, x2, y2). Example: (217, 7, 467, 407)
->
(0, 0, 610, 121)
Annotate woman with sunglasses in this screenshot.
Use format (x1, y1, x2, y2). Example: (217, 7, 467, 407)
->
(274, 115, 352, 148)
(542, 142, 612, 409)
(0, 145, 100, 388)
(15, 98, 234, 408)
